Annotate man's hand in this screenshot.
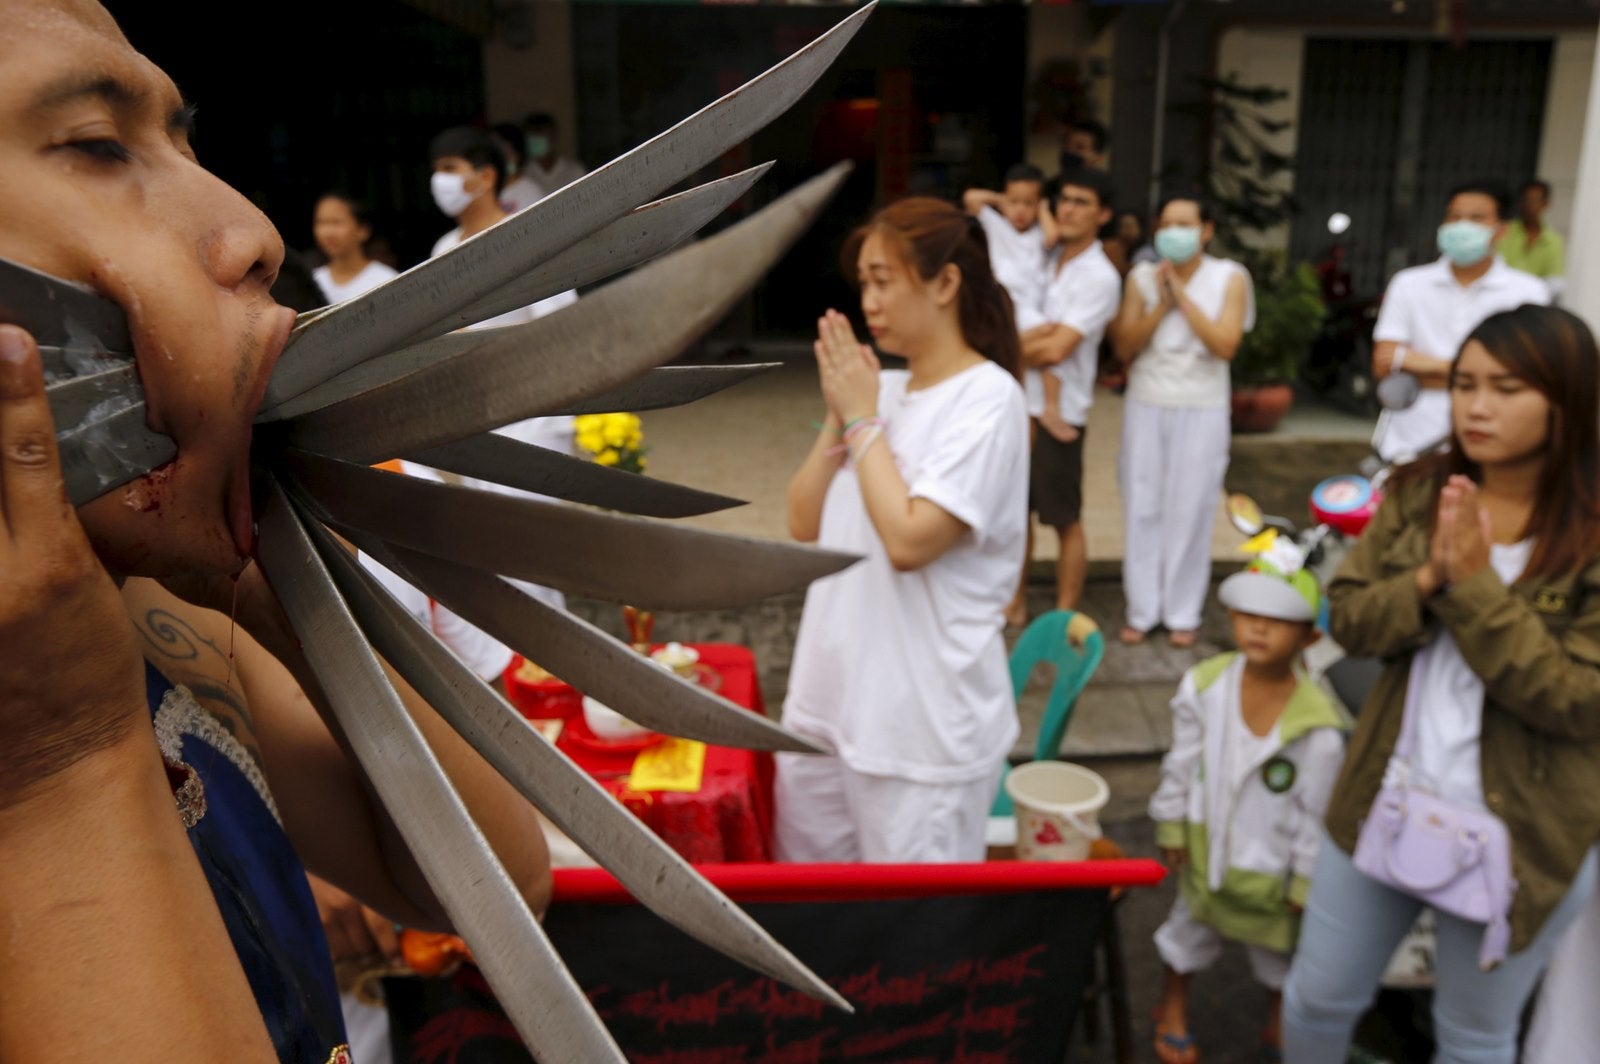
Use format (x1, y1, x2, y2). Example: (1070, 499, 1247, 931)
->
(1020, 322, 1083, 368)
(0, 325, 145, 803)
(309, 874, 402, 967)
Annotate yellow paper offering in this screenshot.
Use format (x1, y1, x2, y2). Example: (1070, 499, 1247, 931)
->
(627, 737, 707, 793)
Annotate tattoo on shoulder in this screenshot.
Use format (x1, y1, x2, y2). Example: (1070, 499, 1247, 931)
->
(137, 608, 253, 729)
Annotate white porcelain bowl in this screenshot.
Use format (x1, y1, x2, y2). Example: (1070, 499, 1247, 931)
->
(581, 695, 653, 742)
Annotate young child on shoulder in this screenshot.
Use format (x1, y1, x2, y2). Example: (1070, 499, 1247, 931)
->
(1147, 551, 1348, 1064)
(964, 165, 1073, 439)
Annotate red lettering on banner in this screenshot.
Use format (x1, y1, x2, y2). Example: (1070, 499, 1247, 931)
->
(957, 999, 1030, 1041)
(615, 980, 739, 1033)
(631, 1048, 748, 1064)
(835, 963, 935, 1013)
(762, 981, 829, 1022)
(838, 1009, 951, 1057)
(937, 959, 975, 985)
(762, 1028, 835, 1064)
(951, 1041, 1023, 1064)
(973, 944, 1049, 989)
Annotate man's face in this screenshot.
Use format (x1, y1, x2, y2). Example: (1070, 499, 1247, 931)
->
(1001, 179, 1042, 233)
(1, 1, 294, 577)
(432, 155, 496, 206)
(1064, 129, 1101, 168)
(1444, 191, 1504, 236)
(1520, 185, 1548, 224)
(1053, 184, 1111, 245)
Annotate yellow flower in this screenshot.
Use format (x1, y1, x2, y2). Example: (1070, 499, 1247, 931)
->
(595, 448, 621, 466)
(575, 429, 605, 454)
(602, 421, 629, 448)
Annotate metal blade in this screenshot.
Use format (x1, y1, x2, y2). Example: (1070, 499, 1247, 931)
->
(259, 168, 773, 423)
(255, 478, 626, 1062)
(57, 402, 176, 506)
(348, 533, 826, 755)
(300, 517, 848, 1011)
(554, 364, 776, 417)
(0, 254, 132, 356)
(285, 450, 857, 611)
(282, 163, 851, 463)
(264, 5, 873, 409)
(48, 363, 141, 426)
(404, 434, 742, 518)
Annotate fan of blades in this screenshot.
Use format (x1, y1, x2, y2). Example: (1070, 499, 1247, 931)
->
(3, 6, 876, 1060)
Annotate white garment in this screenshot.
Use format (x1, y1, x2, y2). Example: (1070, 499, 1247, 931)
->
(500, 173, 547, 214)
(782, 362, 1028, 784)
(1371, 257, 1550, 461)
(975, 205, 1049, 332)
(527, 156, 586, 195)
(1155, 893, 1291, 990)
(358, 547, 515, 681)
(312, 261, 397, 306)
(771, 750, 1003, 863)
(1124, 256, 1255, 409)
(340, 989, 392, 1063)
(1386, 539, 1533, 810)
(1118, 397, 1230, 631)
(1024, 240, 1121, 424)
(1524, 847, 1600, 1064)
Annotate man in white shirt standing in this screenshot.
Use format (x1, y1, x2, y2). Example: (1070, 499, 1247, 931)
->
(521, 112, 587, 197)
(1013, 170, 1123, 615)
(1371, 178, 1550, 461)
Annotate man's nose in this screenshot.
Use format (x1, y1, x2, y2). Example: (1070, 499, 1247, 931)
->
(190, 178, 286, 294)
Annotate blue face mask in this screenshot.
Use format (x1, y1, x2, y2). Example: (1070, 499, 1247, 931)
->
(1154, 225, 1202, 264)
(1437, 220, 1495, 267)
(525, 134, 552, 161)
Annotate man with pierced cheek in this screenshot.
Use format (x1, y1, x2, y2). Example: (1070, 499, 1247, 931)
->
(0, 3, 551, 1059)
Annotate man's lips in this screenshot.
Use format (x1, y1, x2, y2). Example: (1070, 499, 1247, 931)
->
(228, 304, 297, 559)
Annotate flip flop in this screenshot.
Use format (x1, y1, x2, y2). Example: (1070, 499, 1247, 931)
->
(1153, 1024, 1198, 1064)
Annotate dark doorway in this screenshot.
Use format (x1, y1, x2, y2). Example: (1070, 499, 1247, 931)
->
(105, 0, 486, 268)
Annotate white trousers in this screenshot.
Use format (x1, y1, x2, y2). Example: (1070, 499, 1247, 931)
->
(1155, 893, 1291, 991)
(340, 989, 393, 1063)
(1118, 398, 1230, 632)
(1524, 864, 1600, 1064)
(771, 753, 1003, 864)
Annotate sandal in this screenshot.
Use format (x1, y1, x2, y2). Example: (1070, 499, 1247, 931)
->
(1118, 625, 1148, 645)
(1153, 1022, 1198, 1064)
(1168, 629, 1199, 648)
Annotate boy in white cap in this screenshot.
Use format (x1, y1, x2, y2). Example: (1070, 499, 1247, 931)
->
(1147, 547, 1348, 1063)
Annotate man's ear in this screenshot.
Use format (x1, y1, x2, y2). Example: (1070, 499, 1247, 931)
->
(1098, 206, 1113, 230)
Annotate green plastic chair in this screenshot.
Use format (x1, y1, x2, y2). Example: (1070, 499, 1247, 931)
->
(991, 610, 1105, 817)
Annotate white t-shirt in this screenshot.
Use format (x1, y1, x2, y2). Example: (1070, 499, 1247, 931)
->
(1372, 257, 1550, 461)
(1389, 539, 1534, 811)
(782, 362, 1029, 783)
(501, 174, 547, 214)
(1125, 256, 1254, 409)
(975, 205, 1049, 332)
(1025, 240, 1122, 425)
(312, 260, 397, 306)
(528, 157, 586, 196)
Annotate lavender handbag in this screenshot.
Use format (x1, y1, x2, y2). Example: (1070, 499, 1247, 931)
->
(1352, 659, 1517, 971)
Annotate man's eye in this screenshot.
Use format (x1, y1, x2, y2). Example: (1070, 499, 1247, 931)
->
(67, 139, 132, 163)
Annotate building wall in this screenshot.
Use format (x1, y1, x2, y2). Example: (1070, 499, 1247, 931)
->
(1211, 26, 1591, 249)
(483, 1, 581, 159)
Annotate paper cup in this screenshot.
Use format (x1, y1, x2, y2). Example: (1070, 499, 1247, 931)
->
(1006, 761, 1109, 862)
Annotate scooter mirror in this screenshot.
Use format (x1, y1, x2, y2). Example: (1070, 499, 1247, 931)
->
(1377, 371, 1421, 411)
(1328, 212, 1352, 235)
(1226, 492, 1265, 536)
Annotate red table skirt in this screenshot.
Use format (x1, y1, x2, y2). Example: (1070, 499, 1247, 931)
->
(511, 643, 774, 864)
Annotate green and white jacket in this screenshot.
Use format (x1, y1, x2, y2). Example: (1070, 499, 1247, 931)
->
(1149, 652, 1348, 953)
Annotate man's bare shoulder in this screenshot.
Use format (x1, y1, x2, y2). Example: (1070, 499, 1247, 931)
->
(122, 578, 260, 760)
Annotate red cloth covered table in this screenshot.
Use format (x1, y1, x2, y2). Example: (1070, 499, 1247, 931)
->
(541, 643, 774, 864)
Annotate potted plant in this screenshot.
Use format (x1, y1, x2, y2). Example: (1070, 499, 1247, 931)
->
(1231, 254, 1325, 433)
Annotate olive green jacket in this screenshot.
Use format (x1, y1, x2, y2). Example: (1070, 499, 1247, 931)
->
(1325, 475, 1600, 951)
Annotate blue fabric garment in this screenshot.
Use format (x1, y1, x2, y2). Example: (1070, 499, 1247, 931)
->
(145, 662, 347, 1061)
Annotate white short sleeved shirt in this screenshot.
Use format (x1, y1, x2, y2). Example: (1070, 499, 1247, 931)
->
(1125, 256, 1255, 409)
(312, 261, 398, 305)
(782, 362, 1029, 783)
(975, 206, 1049, 332)
(1025, 241, 1122, 425)
(1372, 257, 1550, 461)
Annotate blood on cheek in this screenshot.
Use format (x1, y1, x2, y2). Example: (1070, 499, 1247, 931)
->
(120, 462, 175, 514)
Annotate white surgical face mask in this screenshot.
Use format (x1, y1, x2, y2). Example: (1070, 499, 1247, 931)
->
(430, 171, 474, 218)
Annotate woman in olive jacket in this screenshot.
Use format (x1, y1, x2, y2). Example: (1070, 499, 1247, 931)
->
(1282, 304, 1600, 1063)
